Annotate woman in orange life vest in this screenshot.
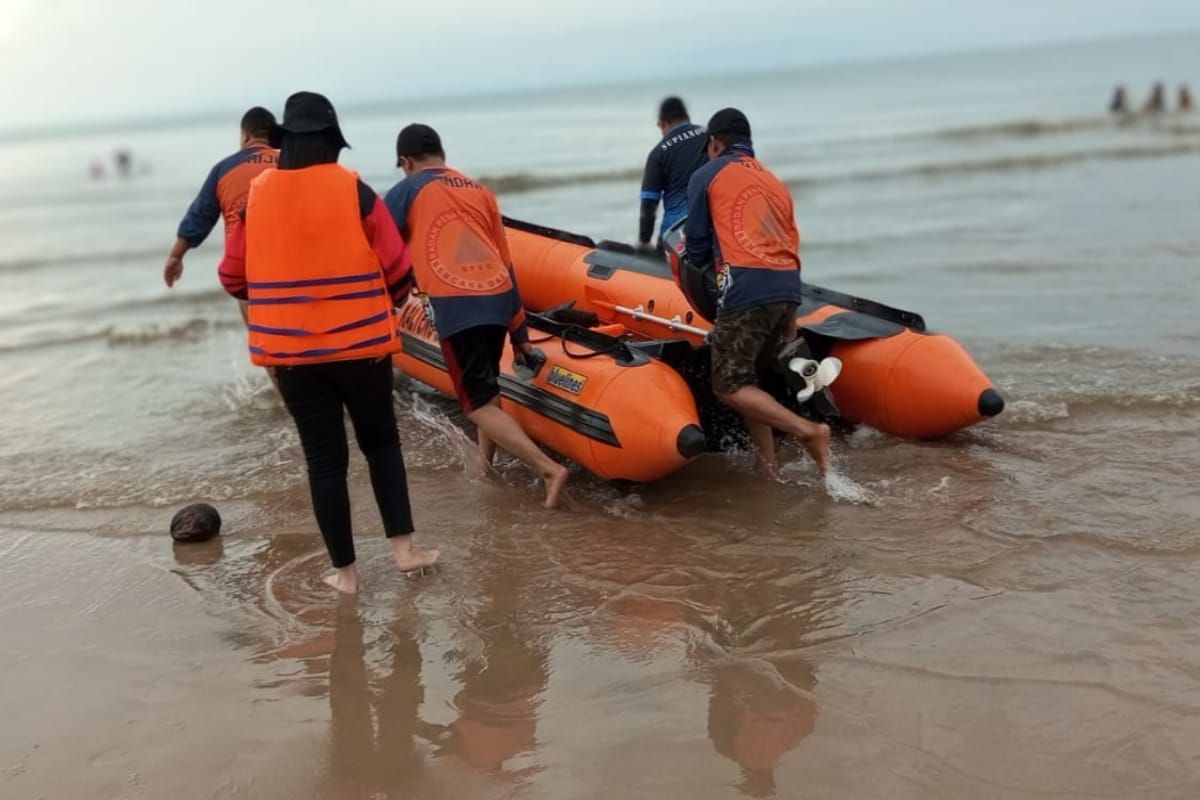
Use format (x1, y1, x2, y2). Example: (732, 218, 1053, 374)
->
(219, 92, 438, 594)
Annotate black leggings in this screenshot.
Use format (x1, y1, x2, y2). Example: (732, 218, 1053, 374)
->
(275, 358, 414, 568)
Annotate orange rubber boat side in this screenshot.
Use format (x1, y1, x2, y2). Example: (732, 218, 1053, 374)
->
(392, 298, 705, 482)
(504, 223, 1002, 440)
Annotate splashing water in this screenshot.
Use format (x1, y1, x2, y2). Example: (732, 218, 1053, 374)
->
(402, 391, 478, 471)
(928, 476, 951, 496)
(824, 468, 877, 505)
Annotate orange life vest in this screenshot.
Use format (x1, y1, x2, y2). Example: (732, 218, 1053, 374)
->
(244, 164, 398, 366)
(708, 157, 800, 273)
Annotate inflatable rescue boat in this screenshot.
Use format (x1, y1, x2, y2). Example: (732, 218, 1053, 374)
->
(393, 218, 1004, 482)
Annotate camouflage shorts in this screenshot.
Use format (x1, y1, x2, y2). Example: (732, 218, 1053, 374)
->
(710, 302, 798, 394)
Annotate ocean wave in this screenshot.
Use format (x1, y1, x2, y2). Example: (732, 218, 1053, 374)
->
(479, 167, 644, 195)
(106, 317, 238, 346)
(357, 166, 645, 197)
(791, 141, 1200, 189)
(0, 316, 239, 355)
(933, 115, 1116, 141)
(0, 245, 200, 274)
(95, 287, 231, 314)
(931, 113, 1200, 142)
(941, 260, 1076, 275)
(986, 344, 1200, 418)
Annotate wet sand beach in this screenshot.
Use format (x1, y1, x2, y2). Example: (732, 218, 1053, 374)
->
(5, 395, 1200, 798)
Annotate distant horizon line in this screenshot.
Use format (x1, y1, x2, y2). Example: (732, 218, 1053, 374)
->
(2, 25, 1196, 143)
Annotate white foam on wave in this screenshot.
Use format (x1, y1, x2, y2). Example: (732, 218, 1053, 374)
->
(845, 425, 891, 449)
(824, 469, 877, 505)
(604, 492, 646, 520)
(220, 369, 277, 414)
(1004, 399, 1070, 424)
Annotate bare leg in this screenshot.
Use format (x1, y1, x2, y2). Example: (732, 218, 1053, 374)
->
(323, 563, 359, 595)
(389, 534, 440, 574)
(746, 420, 780, 481)
(478, 428, 497, 467)
(467, 399, 568, 508)
(718, 385, 831, 474)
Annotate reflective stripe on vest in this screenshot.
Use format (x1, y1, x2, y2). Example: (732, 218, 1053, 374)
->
(244, 164, 398, 366)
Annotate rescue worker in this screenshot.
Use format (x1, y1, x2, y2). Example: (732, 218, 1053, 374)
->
(638, 96, 708, 252)
(1109, 85, 1129, 115)
(1146, 82, 1167, 113)
(384, 124, 569, 509)
(684, 108, 830, 479)
(219, 92, 436, 594)
(165, 107, 279, 295)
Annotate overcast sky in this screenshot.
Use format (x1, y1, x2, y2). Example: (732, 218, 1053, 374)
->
(2, 0, 1198, 130)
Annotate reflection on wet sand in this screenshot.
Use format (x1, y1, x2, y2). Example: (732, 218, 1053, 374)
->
(326, 600, 428, 797)
(172, 536, 224, 567)
(555, 508, 834, 797)
(429, 541, 549, 795)
(266, 529, 552, 798)
(708, 659, 816, 798)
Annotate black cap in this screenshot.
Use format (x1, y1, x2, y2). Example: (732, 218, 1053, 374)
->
(706, 107, 752, 141)
(396, 123, 444, 165)
(659, 96, 688, 121)
(269, 91, 349, 149)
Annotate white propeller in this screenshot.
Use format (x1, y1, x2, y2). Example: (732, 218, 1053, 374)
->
(787, 356, 843, 404)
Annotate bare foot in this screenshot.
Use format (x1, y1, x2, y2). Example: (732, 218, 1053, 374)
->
(755, 456, 782, 482)
(323, 565, 358, 595)
(390, 535, 441, 574)
(543, 464, 569, 509)
(466, 450, 495, 479)
(802, 423, 832, 475)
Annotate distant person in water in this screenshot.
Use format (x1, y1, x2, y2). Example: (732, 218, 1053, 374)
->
(164, 107, 279, 298)
(638, 96, 708, 252)
(385, 124, 569, 508)
(1145, 82, 1167, 113)
(114, 148, 133, 178)
(1180, 85, 1195, 112)
(219, 92, 436, 594)
(1109, 85, 1129, 115)
(684, 108, 831, 479)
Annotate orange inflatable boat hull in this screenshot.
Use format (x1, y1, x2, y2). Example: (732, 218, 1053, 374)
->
(503, 219, 1002, 440)
(391, 298, 706, 482)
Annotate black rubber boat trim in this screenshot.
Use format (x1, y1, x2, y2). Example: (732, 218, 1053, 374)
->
(504, 217, 926, 333)
(399, 333, 622, 448)
(503, 216, 596, 248)
(800, 285, 926, 332)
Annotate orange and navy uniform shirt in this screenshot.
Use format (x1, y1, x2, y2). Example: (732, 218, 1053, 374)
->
(218, 179, 412, 305)
(176, 143, 279, 249)
(383, 167, 528, 345)
(684, 143, 803, 315)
